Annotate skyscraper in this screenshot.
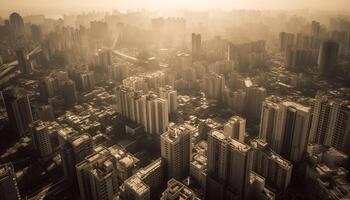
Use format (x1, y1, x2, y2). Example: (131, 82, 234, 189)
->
(39, 77, 56, 103)
(59, 132, 93, 182)
(0, 163, 21, 200)
(159, 85, 177, 114)
(63, 80, 78, 107)
(224, 115, 246, 143)
(259, 98, 311, 163)
(192, 33, 201, 60)
(116, 87, 169, 135)
(246, 86, 267, 120)
(309, 95, 350, 153)
(96, 49, 112, 72)
(278, 101, 311, 162)
(30, 24, 43, 43)
(251, 139, 292, 191)
(123, 159, 166, 200)
(311, 20, 321, 37)
(279, 32, 295, 54)
(3, 87, 33, 138)
(146, 93, 169, 135)
(204, 72, 225, 101)
(317, 40, 339, 77)
(35, 104, 55, 122)
(286, 48, 317, 69)
(9, 12, 24, 37)
(30, 120, 53, 159)
(207, 130, 253, 200)
(16, 49, 33, 74)
(75, 71, 96, 92)
(259, 98, 282, 148)
(76, 145, 139, 200)
(161, 128, 191, 179)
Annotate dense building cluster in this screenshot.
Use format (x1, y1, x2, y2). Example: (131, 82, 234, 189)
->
(0, 7, 350, 200)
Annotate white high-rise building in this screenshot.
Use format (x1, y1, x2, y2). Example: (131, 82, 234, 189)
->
(224, 115, 246, 143)
(207, 130, 253, 200)
(259, 98, 283, 150)
(251, 139, 292, 191)
(159, 85, 178, 114)
(161, 128, 191, 179)
(310, 95, 350, 153)
(117, 86, 169, 135)
(259, 97, 312, 162)
(146, 93, 169, 135)
(277, 101, 311, 162)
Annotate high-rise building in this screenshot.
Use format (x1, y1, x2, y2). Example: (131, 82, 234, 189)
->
(30, 24, 43, 43)
(39, 77, 56, 102)
(59, 132, 93, 182)
(251, 139, 292, 191)
(9, 12, 24, 37)
(331, 30, 350, 56)
(36, 105, 55, 122)
(248, 172, 275, 200)
(259, 98, 312, 162)
(145, 93, 169, 135)
(77, 157, 118, 200)
(278, 101, 311, 162)
(160, 178, 197, 200)
(224, 89, 246, 114)
(317, 40, 339, 77)
(109, 64, 130, 82)
(30, 120, 53, 159)
(161, 128, 191, 179)
(259, 98, 282, 148)
(309, 95, 350, 154)
(279, 32, 295, 54)
(117, 86, 169, 135)
(204, 72, 225, 101)
(224, 115, 246, 143)
(159, 85, 177, 114)
(74, 71, 96, 92)
(192, 33, 201, 60)
(311, 20, 321, 37)
(295, 33, 311, 49)
(96, 49, 112, 72)
(246, 86, 267, 120)
(76, 145, 139, 200)
(62, 80, 78, 107)
(16, 49, 33, 74)
(172, 53, 192, 71)
(0, 163, 21, 200)
(123, 159, 166, 200)
(207, 130, 253, 200)
(286, 48, 317, 69)
(3, 87, 33, 138)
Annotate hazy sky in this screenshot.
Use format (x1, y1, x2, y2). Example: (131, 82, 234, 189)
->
(1, 0, 350, 15)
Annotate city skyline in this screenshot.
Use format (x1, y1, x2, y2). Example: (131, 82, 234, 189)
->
(1, 0, 350, 18)
(1, 1, 350, 200)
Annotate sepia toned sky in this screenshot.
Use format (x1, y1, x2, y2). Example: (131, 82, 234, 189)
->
(1, 0, 350, 15)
